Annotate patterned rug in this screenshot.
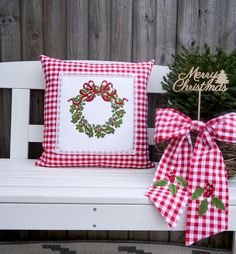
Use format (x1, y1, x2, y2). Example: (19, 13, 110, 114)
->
(0, 241, 231, 254)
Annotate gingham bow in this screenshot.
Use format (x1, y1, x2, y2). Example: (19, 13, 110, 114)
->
(146, 108, 236, 246)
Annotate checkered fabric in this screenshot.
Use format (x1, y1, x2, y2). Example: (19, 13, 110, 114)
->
(36, 55, 154, 168)
(146, 108, 236, 246)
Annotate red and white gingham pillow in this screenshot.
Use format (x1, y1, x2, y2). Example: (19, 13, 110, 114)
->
(36, 55, 154, 168)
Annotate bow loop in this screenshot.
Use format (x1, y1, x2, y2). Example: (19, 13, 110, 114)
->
(154, 108, 191, 143)
(207, 112, 236, 144)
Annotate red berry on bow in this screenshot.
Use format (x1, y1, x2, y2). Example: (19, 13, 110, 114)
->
(203, 182, 215, 198)
(168, 174, 175, 183)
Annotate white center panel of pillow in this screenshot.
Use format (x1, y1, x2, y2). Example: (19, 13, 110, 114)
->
(83, 96, 112, 125)
(56, 72, 136, 154)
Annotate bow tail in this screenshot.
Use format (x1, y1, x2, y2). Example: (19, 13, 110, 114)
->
(186, 135, 228, 246)
(146, 135, 191, 228)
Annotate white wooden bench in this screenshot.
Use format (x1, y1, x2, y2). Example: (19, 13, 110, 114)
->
(0, 61, 236, 251)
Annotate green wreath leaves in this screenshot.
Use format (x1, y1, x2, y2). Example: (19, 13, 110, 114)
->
(69, 80, 128, 139)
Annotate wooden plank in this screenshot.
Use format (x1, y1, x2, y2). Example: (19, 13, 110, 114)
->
(132, 0, 156, 62)
(67, 0, 89, 60)
(0, 230, 19, 241)
(155, 0, 178, 65)
(108, 231, 129, 240)
(199, 0, 221, 50)
(170, 231, 185, 245)
(0, 204, 186, 231)
(149, 231, 169, 242)
(0, 176, 154, 188)
(218, 0, 236, 52)
(44, 0, 67, 59)
(0, 187, 152, 205)
(10, 89, 30, 158)
(176, 0, 200, 52)
(27, 230, 48, 241)
(0, 0, 21, 61)
(211, 232, 227, 248)
(30, 90, 44, 125)
(67, 231, 88, 240)
(0, 61, 44, 89)
(110, 0, 132, 61)
(28, 125, 43, 142)
(88, 231, 108, 240)
(47, 230, 67, 240)
(21, 0, 43, 60)
(129, 231, 149, 241)
(88, 0, 111, 60)
(0, 89, 11, 158)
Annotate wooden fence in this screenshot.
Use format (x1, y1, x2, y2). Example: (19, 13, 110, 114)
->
(0, 0, 235, 248)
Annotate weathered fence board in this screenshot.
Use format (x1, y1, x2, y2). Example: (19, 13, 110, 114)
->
(176, 0, 200, 52)
(67, 0, 89, 60)
(110, 0, 132, 61)
(88, 0, 111, 60)
(132, 0, 156, 62)
(44, 0, 67, 59)
(0, 0, 21, 61)
(199, 0, 221, 50)
(218, 0, 236, 52)
(21, 0, 43, 60)
(155, 0, 177, 65)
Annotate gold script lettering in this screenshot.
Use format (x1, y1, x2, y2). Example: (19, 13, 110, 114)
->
(173, 67, 228, 93)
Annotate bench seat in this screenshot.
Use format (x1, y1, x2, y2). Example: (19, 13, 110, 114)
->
(0, 158, 236, 232)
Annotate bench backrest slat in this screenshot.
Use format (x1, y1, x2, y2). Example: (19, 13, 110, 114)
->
(10, 89, 30, 158)
(0, 61, 168, 159)
(0, 61, 168, 93)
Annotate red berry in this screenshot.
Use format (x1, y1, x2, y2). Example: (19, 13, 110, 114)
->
(168, 174, 175, 183)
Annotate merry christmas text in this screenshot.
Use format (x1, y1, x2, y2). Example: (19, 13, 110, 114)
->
(173, 66, 229, 92)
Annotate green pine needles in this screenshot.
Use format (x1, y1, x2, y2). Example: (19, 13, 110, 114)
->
(161, 44, 236, 121)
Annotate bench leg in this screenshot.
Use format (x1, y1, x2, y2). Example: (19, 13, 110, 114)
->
(233, 231, 236, 254)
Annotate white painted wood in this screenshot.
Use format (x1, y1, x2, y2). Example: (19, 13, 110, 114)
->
(0, 159, 236, 205)
(0, 203, 182, 230)
(0, 61, 168, 93)
(10, 89, 30, 159)
(147, 65, 168, 93)
(28, 125, 155, 145)
(28, 125, 44, 142)
(0, 202, 236, 231)
(0, 61, 44, 89)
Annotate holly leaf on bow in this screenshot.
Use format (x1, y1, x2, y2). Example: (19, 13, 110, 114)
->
(176, 176, 187, 188)
(212, 197, 225, 210)
(153, 180, 168, 187)
(192, 187, 204, 200)
(169, 183, 177, 195)
(199, 199, 209, 216)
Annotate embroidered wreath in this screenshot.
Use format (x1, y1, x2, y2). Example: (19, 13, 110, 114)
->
(68, 80, 128, 138)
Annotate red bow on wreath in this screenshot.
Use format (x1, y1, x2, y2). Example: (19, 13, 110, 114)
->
(145, 108, 236, 246)
(68, 80, 128, 106)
